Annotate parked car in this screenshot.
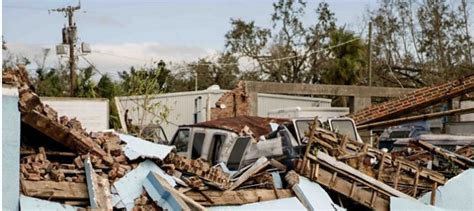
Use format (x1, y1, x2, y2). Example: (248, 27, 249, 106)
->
(169, 115, 362, 171)
(378, 125, 431, 151)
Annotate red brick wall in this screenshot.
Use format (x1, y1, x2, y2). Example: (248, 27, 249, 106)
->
(211, 81, 250, 120)
(351, 74, 474, 125)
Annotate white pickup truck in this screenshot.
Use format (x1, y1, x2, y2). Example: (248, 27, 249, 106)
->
(169, 116, 362, 170)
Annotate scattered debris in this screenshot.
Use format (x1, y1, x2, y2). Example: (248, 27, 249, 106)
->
(418, 169, 474, 210)
(3, 66, 474, 210)
(207, 197, 306, 210)
(119, 133, 175, 161)
(291, 176, 345, 211)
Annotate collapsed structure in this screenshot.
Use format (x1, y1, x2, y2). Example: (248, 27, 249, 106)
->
(2, 66, 474, 211)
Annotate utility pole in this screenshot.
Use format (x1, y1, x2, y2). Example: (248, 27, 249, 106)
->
(368, 21, 373, 87)
(50, 2, 81, 97)
(194, 71, 198, 91)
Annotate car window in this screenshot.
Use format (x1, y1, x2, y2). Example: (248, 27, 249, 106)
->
(330, 119, 357, 141)
(389, 131, 411, 138)
(191, 133, 205, 159)
(208, 134, 226, 165)
(227, 137, 251, 171)
(295, 120, 319, 139)
(172, 129, 190, 153)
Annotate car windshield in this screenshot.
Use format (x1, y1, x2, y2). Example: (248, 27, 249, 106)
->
(389, 130, 411, 138)
(295, 120, 316, 139)
(171, 129, 190, 153)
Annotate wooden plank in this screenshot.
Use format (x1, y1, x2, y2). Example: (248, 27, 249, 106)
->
(21, 180, 88, 200)
(414, 140, 474, 168)
(114, 97, 128, 133)
(184, 189, 294, 206)
(308, 152, 412, 199)
(308, 160, 389, 211)
(269, 159, 287, 172)
(228, 157, 270, 191)
(430, 182, 437, 205)
(394, 161, 402, 189)
(377, 153, 387, 180)
(413, 171, 420, 197)
(349, 181, 357, 198)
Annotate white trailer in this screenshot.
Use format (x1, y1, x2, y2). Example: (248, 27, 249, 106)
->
(41, 97, 109, 132)
(267, 107, 350, 122)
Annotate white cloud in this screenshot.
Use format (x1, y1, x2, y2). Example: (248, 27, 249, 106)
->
(4, 42, 218, 78)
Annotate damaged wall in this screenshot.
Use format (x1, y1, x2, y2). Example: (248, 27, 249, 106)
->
(211, 81, 250, 120)
(2, 85, 20, 211)
(211, 81, 333, 120)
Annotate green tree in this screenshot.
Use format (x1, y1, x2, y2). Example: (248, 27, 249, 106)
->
(118, 60, 171, 94)
(370, 0, 473, 87)
(117, 61, 171, 138)
(169, 52, 241, 91)
(322, 28, 365, 85)
(35, 68, 69, 97)
(76, 66, 97, 98)
(225, 0, 337, 84)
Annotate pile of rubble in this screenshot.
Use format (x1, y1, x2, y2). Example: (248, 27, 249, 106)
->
(4, 66, 474, 211)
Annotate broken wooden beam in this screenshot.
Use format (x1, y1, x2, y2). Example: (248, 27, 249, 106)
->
(184, 189, 294, 206)
(228, 157, 270, 191)
(20, 180, 88, 200)
(412, 140, 474, 168)
(298, 152, 413, 211)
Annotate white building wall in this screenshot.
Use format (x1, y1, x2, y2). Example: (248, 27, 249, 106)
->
(116, 90, 226, 139)
(117, 90, 333, 140)
(460, 100, 474, 121)
(41, 97, 109, 132)
(257, 93, 331, 116)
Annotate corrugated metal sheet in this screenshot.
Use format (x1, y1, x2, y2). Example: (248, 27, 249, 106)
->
(41, 97, 109, 132)
(257, 93, 331, 117)
(118, 133, 174, 161)
(111, 160, 175, 210)
(2, 86, 20, 211)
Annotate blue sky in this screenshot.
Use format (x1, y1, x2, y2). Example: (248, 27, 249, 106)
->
(3, 0, 376, 75)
